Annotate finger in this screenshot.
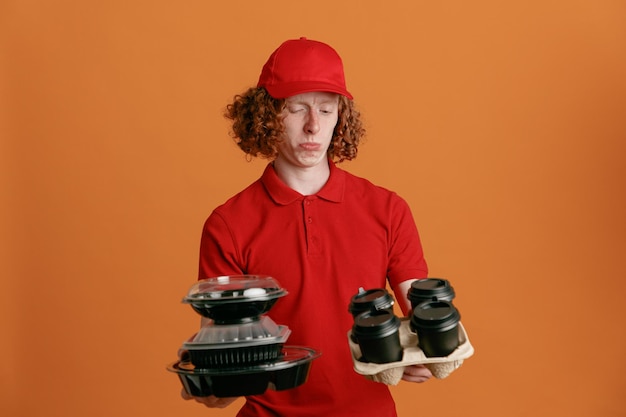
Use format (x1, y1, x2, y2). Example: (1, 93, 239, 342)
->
(209, 397, 239, 408)
(180, 388, 193, 400)
(193, 395, 238, 408)
(402, 365, 433, 383)
(404, 364, 433, 376)
(180, 390, 239, 408)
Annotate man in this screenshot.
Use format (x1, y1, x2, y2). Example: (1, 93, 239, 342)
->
(183, 37, 432, 416)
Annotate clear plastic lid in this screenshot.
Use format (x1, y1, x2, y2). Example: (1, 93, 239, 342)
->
(183, 275, 287, 304)
(183, 276, 289, 323)
(184, 316, 291, 349)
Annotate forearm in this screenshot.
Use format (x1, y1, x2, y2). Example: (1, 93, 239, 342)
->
(391, 279, 418, 316)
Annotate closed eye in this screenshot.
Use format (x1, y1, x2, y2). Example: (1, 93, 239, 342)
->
(287, 106, 305, 113)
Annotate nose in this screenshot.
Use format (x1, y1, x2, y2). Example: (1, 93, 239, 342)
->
(304, 109, 320, 135)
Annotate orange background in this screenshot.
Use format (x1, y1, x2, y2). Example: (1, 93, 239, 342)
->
(2, 1, 625, 416)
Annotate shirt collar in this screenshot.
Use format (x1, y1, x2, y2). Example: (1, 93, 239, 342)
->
(261, 161, 345, 205)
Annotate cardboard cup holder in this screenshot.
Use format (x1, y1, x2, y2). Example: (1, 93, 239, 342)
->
(348, 319, 474, 385)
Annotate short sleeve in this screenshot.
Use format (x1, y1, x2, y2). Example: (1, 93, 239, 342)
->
(386, 195, 428, 288)
(198, 211, 245, 280)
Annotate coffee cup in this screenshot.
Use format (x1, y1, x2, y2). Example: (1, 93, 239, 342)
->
(410, 300, 460, 357)
(352, 310, 403, 364)
(407, 278, 455, 310)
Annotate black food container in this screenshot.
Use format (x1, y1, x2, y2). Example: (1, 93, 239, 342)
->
(182, 275, 288, 324)
(168, 346, 320, 397)
(170, 276, 321, 397)
(183, 317, 291, 368)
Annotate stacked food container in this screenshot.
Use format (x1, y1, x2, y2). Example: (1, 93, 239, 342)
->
(168, 275, 320, 397)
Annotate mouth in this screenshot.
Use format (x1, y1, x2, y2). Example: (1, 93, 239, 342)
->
(299, 143, 321, 151)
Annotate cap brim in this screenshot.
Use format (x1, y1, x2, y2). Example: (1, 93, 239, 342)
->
(264, 81, 353, 100)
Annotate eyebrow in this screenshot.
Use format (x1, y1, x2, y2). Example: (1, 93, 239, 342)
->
(286, 98, 338, 106)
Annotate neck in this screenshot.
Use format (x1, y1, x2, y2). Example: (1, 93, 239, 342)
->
(273, 158, 331, 196)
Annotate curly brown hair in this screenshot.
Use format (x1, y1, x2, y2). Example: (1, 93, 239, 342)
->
(224, 87, 365, 162)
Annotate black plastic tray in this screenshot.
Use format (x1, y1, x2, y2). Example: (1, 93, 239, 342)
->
(168, 346, 320, 397)
(187, 342, 286, 369)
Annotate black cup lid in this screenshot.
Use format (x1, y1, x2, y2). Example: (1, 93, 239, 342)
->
(348, 288, 394, 316)
(352, 310, 401, 339)
(407, 278, 455, 302)
(410, 300, 460, 332)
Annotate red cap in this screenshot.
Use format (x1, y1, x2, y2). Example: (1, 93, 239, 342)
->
(257, 37, 353, 99)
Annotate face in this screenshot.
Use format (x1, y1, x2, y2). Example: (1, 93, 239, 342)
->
(275, 91, 339, 169)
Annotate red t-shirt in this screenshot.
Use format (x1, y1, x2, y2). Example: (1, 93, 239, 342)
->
(199, 162, 428, 417)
